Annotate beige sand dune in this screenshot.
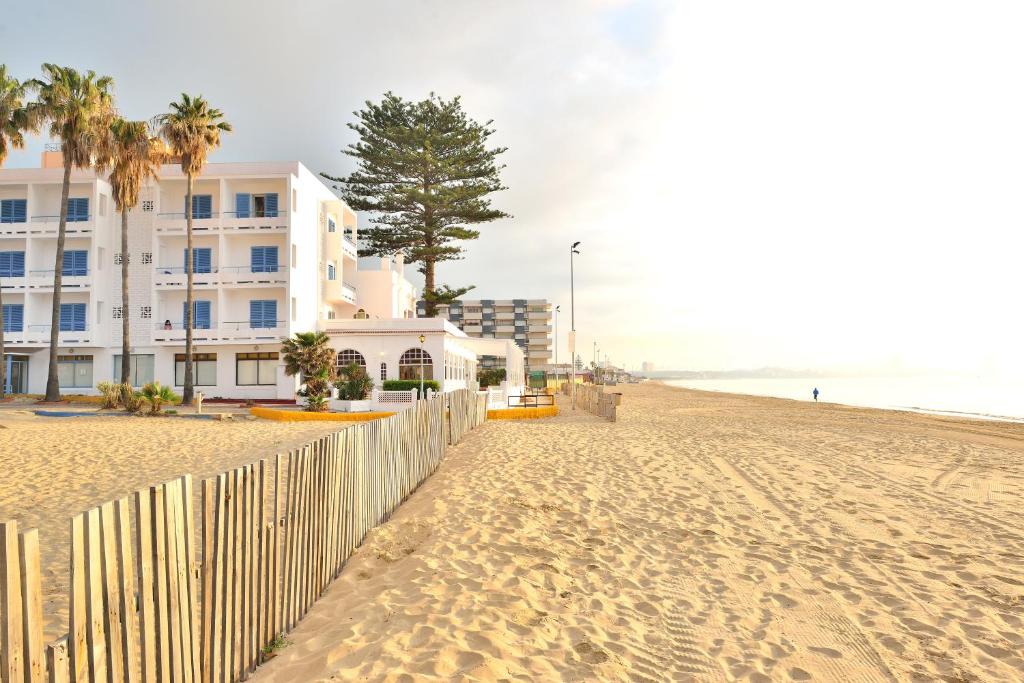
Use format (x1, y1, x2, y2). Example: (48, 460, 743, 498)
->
(0, 410, 344, 638)
(250, 383, 1024, 682)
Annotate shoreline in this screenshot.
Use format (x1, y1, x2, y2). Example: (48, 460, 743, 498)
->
(656, 378, 1024, 424)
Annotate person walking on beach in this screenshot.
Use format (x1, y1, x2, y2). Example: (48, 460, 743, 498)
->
(813, 387, 819, 402)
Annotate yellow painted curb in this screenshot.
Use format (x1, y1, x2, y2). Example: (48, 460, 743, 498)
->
(487, 406, 559, 420)
(250, 406, 396, 422)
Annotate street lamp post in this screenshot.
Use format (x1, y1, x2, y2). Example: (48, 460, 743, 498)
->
(570, 242, 580, 410)
(418, 333, 426, 400)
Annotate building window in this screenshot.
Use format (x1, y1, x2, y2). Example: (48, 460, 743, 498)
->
(141, 200, 154, 212)
(187, 194, 213, 219)
(62, 250, 88, 276)
(140, 306, 152, 319)
(0, 199, 27, 223)
(175, 353, 217, 386)
(0, 251, 25, 277)
(399, 348, 433, 380)
(380, 362, 387, 380)
(112, 305, 123, 319)
(67, 198, 89, 222)
(249, 300, 277, 329)
(336, 349, 366, 372)
(236, 352, 278, 386)
(114, 252, 129, 265)
(141, 252, 152, 264)
(1, 304, 24, 332)
(250, 246, 279, 273)
(100, 195, 109, 217)
(112, 354, 155, 387)
(327, 263, 336, 280)
(183, 300, 212, 329)
(184, 247, 213, 274)
(57, 354, 93, 388)
(58, 303, 87, 331)
(327, 217, 336, 233)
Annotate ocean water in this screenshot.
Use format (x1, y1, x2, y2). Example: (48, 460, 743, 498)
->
(664, 376, 1024, 422)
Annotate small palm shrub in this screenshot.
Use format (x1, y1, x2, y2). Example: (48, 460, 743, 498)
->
(119, 383, 145, 413)
(335, 363, 374, 401)
(139, 381, 180, 415)
(96, 381, 120, 409)
(296, 367, 332, 412)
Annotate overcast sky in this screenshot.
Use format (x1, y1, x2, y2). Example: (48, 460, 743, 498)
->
(4, 1, 1023, 375)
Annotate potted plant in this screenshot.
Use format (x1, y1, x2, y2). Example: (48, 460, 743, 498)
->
(331, 363, 374, 412)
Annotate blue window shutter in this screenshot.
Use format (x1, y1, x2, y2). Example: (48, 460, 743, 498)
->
(74, 303, 86, 331)
(195, 300, 211, 329)
(13, 200, 26, 222)
(196, 248, 212, 273)
(0, 200, 10, 223)
(236, 193, 251, 218)
(12, 251, 24, 277)
(249, 300, 261, 328)
(264, 300, 276, 327)
(62, 250, 87, 276)
(265, 193, 278, 217)
(250, 247, 264, 273)
(265, 247, 278, 272)
(67, 198, 88, 222)
(59, 304, 71, 331)
(183, 249, 188, 271)
(2, 304, 23, 332)
(327, 264, 335, 280)
(0, 252, 9, 276)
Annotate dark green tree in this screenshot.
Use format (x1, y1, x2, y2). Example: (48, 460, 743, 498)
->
(322, 92, 509, 315)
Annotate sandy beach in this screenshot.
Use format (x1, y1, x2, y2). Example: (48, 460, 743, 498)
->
(0, 409, 344, 638)
(247, 382, 1024, 682)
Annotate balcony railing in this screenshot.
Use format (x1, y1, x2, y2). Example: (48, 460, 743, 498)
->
(26, 324, 90, 333)
(222, 211, 285, 219)
(29, 269, 89, 277)
(157, 211, 220, 220)
(29, 215, 92, 223)
(154, 320, 285, 331)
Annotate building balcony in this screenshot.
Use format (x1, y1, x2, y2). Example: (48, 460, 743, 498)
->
(3, 324, 95, 347)
(0, 215, 95, 239)
(151, 320, 288, 345)
(154, 211, 290, 235)
(529, 325, 552, 333)
(324, 279, 357, 305)
(27, 269, 91, 290)
(152, 265, 288, 289)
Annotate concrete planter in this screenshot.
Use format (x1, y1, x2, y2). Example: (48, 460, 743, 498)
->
(330, 399, 371, 413)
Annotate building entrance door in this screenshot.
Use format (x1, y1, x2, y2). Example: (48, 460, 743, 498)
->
(3, 355, 28, 394)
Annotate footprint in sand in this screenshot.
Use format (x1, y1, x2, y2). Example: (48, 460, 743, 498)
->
(809, 646, 843, 659)
(574, 641, 609, 665)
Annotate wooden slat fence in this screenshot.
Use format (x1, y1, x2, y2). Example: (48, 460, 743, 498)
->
(0, 390, 484, 683)
(561, 383, 619, 421)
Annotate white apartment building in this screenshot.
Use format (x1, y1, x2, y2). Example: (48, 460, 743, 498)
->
(417, 298, 553, 372)
(0, 155, 420, 399)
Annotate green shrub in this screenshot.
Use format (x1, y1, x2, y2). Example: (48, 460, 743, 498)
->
(121, 385, 145, 414)
(335, 363, 374, 401)
(478, 368, 506, 388)
(382, 379, 441, 398)
(140, 381, 180, 415)
(96, 381, 120, 409)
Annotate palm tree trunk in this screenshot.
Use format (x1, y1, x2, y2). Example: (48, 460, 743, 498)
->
(120, 208, 131, 384)
(44, 159, 73, 402)
(182, 173, 194, 405)
(0, 282, 6, 400)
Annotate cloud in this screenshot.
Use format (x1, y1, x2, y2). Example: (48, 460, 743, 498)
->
(4, 0, 1023, 375)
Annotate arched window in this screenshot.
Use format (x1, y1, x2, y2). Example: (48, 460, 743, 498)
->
(380, 362, 387, 380)
(399, 348, 432, 380)
(336, 349, 366, 372)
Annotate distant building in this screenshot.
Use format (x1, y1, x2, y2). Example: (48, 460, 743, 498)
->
(417, 298, 552, 372)
(642, 361, 655, 373)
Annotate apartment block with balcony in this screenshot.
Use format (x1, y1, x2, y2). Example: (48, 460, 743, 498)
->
(0, 155, 415, 398)
(416, 298, 552, 372)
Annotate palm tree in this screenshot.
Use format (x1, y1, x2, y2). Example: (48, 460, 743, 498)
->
(0, 66, 38, 399)
(29, 64, 115, 401)
(159, 94, 230, 405)
(281, 332, 337, 411)
(106, 118, 164, 384)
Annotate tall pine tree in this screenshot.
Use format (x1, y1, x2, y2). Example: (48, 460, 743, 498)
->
(322, 92, 509, 315)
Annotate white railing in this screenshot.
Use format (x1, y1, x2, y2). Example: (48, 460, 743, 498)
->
(373, 389, 417, 405)
(487, 386, 505, 409)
